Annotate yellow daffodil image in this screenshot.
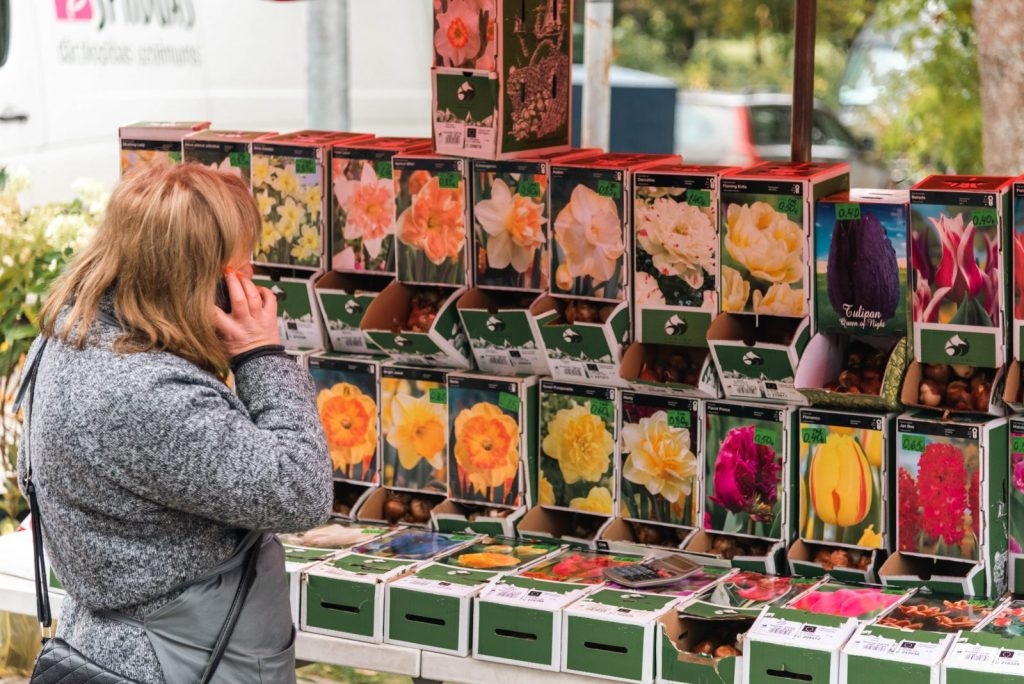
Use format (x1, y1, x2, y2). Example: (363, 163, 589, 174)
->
(317, 382, 378, 472)
(386, 393, 447, 471)
(809, 434, 872, 528)
(542, 403, 614, 484)
(251, 155, 271, 187)
(538, 471, 555, 505)
(857, 524, 883, 548)
(570, 486, 613, 515)
(453, 402, 520, 492)
(271, 165, 300, 197)
(290, 225, 320, 261)
(620, 411, 697, 504)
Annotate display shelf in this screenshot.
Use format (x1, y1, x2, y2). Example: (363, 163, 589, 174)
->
(420, 652, 611, 684)
(295, 631, 421, 676)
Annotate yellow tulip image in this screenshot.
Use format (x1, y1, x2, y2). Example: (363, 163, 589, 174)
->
(808, 434, 872, 528)
(861, 428, 884, 469)
(569, 486, 614, 515)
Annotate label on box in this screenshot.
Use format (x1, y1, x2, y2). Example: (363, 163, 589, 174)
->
(752, 616, 845, 647)
(397, 574, 488, 598)
(474, 347, 546, 374)
(547, 358, 620, 384)
(844, 631, 949, 663)
(484, 581, 582, 609)
(329, 327, 372, 353)
(946, 642, 1024, 674)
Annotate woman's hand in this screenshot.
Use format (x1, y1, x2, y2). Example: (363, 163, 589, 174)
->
(212, 268, 282, 357)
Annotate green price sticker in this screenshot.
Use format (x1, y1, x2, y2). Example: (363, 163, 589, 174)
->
(686, 189, 711, 207)
(754, 429, 778, 449)
(667, 410, 691, 429)
(596, 180, 622, 199)
(1012, 436, 1024, 454)
(801, 426, 828, 444)
(167, 151, 182, 163)
(295, 158, 316, 174)
(374, 161, 393, 180)
(590, 398, 615, 422)
(498, 391, 521, 413)
(429, 388, 448, 404)
(777, 196, 802, 221)
(438, 171, 461, 189)
(517, 179, 542, 198)
(973, 208, 998, 229)
(901, 434, 926, 452)
(836, 203, 862, 221)
(228, 152, 250, 168)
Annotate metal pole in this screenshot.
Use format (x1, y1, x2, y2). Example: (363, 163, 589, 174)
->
(308, 0, 350, 130)
(791, 0, 816, 163)
(581, 0, 613, 151)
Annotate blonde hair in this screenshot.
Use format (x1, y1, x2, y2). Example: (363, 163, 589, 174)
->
(41, 163, 260, 376)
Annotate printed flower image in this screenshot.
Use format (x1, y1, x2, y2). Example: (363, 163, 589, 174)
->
(310, 364, 379, 484)
(279, 524, 383, 551)
(721, 199, 804, 316)
(518, 550, 640, 585)
(633, 191, 716, 310)
(440, 538, 558, 570)
(619, 400, 698, 528)
(449, 399, 521, 507)
(433, 0, 496, 69)
(252, 152, 324, 268)
(896, 435, 980, 560)
(120, 148, 180, 176)
(551, 181, 625, 300)
(788, 585, 903, 620)
(1010, 434, 1024, 557)
(381, 374, 447, 494)
(707, 572, 801, 610)
(353, 530, 467, 560)
(331, 155, 397, 273)
(876, 595, 995, 633)
(799, 425, 884, 548)
(182, 145, 249, 187)
(979, 601, 1024, 637)
(539, 388, 617, 515)
(473, 171, 548, 290)
(394, 165, 467, 285)
(1015, 228, 1024, 320)
(704, 412, 783, 539)
(910, 210, 1000, 328)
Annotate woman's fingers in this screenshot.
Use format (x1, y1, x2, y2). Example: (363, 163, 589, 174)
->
(224, 269, 248, 311)
(237, 274, 264, 316)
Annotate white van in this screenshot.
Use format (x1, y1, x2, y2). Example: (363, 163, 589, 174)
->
(0, 0, 432, 203)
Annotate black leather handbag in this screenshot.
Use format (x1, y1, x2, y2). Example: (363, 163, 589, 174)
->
(17, 335, 260, 684)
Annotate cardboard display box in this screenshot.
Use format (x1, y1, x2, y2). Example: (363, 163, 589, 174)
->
(252, 268, 327, 351)
(447, 372, 539, 509)
(516, 505, 615, 549)
(1014, 181, 1024, 362)
(942, 597, 1024, 683)
(880, 411, 1008, 598)
(719, 162, 850, 319)
(657, 605, 750, 684)
(119, 120, 209, 176)
(538, 378, 618, 516)
(355, 486, 446, 528)
(308, 353, 383, 485)
(252, 130, 372, 272)
(379, 364, 450, 496)
(791, 408, 895, 583)
(619, 343, 722, 400)
(1009, 417, 1024, 593)
(431, 0, 572, 159)
(595, 517, 698, 557)
(392, 152, 470, 286)
(430, 498, 528, 538)
(182, 129, 276, 189)
(457, 288, 551, 375)
(384, 536, 562, 656)
(328, 136, 431, 275)
(633, 164, 739, 347)
(360, 282, 473, 369)
(313, 271, 391, 355)
(910, 174, 1013, 367)
(900, 360, 1005, 417)
(534, 296, 631, 385)
(795, 334, 908, 411)
(814, 189, 910, 337)
(708, 314, 811, 404)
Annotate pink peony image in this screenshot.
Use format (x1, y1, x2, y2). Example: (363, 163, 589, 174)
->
(710, 425, 780, 523)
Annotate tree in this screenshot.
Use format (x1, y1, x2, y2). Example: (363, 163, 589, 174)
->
(972, 0, 1024, 174)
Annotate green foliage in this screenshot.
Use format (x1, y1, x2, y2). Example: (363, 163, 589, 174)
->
(0, 169, 106, 533)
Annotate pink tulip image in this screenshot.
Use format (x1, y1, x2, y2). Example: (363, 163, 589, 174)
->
(789, 587, 901, 619)
(709, 425, 780, 523)
(931, 213, 984, 304)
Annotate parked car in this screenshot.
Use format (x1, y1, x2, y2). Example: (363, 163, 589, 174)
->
(675, 90, 894, 187)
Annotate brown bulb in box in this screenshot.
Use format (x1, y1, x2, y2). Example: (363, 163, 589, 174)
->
(409, 498, 433, 523)
(383, 497, 407, 525)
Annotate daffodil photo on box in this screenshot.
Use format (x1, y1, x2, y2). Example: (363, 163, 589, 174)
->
(252, 150, 325, 269)
(394, 158, 469, 286)
(331, 151, 398, 274)
(538, 381, 617, 516)
(619, 392, 700, 529)
(380, 367, 448, 495)
(310, 358, 380, 484)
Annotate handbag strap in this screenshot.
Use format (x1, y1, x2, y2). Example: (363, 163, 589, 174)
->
(15, 312, 263, 684)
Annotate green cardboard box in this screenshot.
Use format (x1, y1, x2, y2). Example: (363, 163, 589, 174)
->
(795, 334, 908, 411)
(252, 268, 327, 351)
(314, 271, 390, 355)
(360, 282, 472, 368)
(942, 598, 1024, 683)
(1014, 181, 1024, 362)
(1010, 417, 1024, 593)
(657, 608, 748, 684)
(516, 505, 616, 549)
(707, 314, 812, 404)
(430, 498, 526, 538)
(619, 343, 723, 400)
(744, 606, 862, 684)
(119, 120, 209, 176)
(535, 295, 631, 385)
(456, 288, 550, 375)
(595, 517, 698, 557)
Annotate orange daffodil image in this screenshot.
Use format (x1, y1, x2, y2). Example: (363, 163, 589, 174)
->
(317, 383, 378, 479)
(452, 402, 520, 502)
(334, 162, 396, 261)
(396, 171, 467, 284)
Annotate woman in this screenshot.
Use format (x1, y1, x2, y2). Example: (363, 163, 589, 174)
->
(18, 163, 333, 683)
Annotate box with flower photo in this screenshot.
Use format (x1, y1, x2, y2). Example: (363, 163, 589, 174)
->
(910, 175, 1013, 367)
(328, 136, 431, 275)
(119, 121, 209, 176)
(534, 295, 631, 385)
(618, 391, 701, 533)
(251, 269, 327, 351)
(538, 379, 618, 517)
(942, 598, 1024, 684)
(1013, 181, 1024, 362)
(392, 152, 470, 286)
(633, 164, 739, 347)
(707, 313, 812, 404)
(181, 129, 276, 188)
(619, 343, 722, 400)
(447, 372, 538, 508)
(790, 408, 895, 583)
(456, 288, 551, 375)
(719, 162, 849, 319)
(314, 271, 391, 355)
(385, 536, 561, 656)
(1008, 417, 1024, 593)
(431, 0, 572, 159)
(251, 131, 371, 272)
(309, 353, 382, 485)
(880, 411, 1008, 598)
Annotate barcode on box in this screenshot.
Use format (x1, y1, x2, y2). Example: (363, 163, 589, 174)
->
(561, 366, 584, 377)
(964, 651, 990, 663)
(481, 354, 509, 368)
(732, 384, 761, 396)
(859, 641, 892, 653)
(443, 133, 464, 147)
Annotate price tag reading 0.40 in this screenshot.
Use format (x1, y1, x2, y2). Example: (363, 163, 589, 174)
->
(686, 189, 712, 207)
(776, 196, 803, 221)
(437, 171, 462, 189)
(836, 203, 862, 221)
(801, 426, 828, 444)
(973, 208, 998, 229)
(901, 434, 926, 452)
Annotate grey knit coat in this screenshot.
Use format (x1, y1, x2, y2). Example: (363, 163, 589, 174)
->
(17, 302, 333, 683)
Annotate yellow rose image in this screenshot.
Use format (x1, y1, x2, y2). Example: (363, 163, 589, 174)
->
(721, 266, 751, 312)
(317, 383, 378, 471)
(553, 184, 624, 283)
(857, 524, 883, 549)
(453, 402, 520, 492)
(724, 201, 804, 284)
(538, 471, 555, 505)
(620, 411, 697, 504)
(387, 393, 447, 471)
(542, 404, 615, 484)
(861, 428, 883, 469)
(809, 434, 872, 528)
(752, 282, 805, 316)
(570, 486, 613, 514)
(455, 552, 522, 569)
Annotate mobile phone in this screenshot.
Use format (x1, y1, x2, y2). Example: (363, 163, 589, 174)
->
(602, 555, 702, 589)
(215, 277, 231, 313)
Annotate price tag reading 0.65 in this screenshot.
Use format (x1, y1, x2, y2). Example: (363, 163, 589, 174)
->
(429, 388, 448, 404)
(437, 171, 462, 189)
(776, 196, 802, 221)
(373, 161, 393, 179)
(901, 434, 926, 452)
(596, 180, 622, 199)
(517, 179, 542, 198)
